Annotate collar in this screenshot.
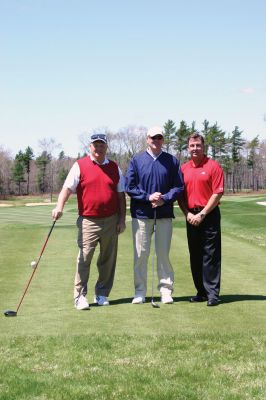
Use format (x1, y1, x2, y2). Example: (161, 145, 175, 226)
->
(146, 149, 163, 160)
(189, 155, 207, 168)
(89, 154, 109, 165)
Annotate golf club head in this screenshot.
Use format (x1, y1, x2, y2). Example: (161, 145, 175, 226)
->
(4, 310, 17, 317)
(151, 301, 160, 308)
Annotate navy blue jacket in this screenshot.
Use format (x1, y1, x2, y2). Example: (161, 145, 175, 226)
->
(125, 151, 184, 219)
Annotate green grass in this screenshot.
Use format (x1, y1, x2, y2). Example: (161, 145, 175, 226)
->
(0, 335, 264, 400)
(0, 194, 265, 399)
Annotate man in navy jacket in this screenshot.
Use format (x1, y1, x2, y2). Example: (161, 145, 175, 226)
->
(125, 126, 184, 304)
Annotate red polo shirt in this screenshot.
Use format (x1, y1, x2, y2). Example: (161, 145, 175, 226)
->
(181, 156, 224, 209)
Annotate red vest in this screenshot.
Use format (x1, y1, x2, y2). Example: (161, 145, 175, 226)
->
(76, 157, 119, 217)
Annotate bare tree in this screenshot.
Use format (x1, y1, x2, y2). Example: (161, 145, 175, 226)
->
(79, 125, 147, 174)
(0, 147, 12, 196)
(118, 125, 147, 156)
(110, 125, 147, 173)
(247, 136, 260, 190)
(257, 139, 266, 189)
(38, 138, 62, 201)
(229, 126, 246, 193)
(79, 127, 112, 156)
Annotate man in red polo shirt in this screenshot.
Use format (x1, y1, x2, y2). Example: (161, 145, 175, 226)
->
(178, 132, 224, 306)
(52, 134, 126, 310)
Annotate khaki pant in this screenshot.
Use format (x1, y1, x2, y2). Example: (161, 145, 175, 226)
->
(74, 214, 118, 300)
(132, 218, 174, 297)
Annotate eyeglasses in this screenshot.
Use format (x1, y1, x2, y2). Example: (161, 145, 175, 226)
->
(149, 135, 163, 140)
(91, 134, 107, 142)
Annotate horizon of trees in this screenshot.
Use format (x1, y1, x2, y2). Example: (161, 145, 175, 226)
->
(0, 119, 266, 197)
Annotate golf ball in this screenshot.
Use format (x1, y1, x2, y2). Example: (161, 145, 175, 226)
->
(31, 261, 37, 268)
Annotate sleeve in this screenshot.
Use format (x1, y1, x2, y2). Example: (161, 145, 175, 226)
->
(212, 162, 224, 194)
(63, 162, 80, 193)
(161, 159, 184, 203)
(125, 158, 149, 201)
(117, 167, 125, 192)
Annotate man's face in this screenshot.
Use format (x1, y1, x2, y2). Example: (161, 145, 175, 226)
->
(90, 141, 107, 160)
(188, 138, 204, 160)
(147, 135, 164, 153)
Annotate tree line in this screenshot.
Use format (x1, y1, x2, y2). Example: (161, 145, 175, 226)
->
(0, 119, 265, 198)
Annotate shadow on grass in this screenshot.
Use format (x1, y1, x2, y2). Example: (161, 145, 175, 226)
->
(106, 294, 266, 306)
(220, 294, 266, 303)
(108, 296, 191, 306)
(6, 295, 265, 316)
(91, 297, 165, 307)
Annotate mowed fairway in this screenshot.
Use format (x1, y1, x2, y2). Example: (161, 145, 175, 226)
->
(0, 195, 265, 400)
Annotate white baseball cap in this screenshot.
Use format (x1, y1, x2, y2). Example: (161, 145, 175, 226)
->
(147, 126, 164, 138)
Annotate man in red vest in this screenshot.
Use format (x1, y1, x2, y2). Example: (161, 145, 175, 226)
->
(52, 134, 126, 310)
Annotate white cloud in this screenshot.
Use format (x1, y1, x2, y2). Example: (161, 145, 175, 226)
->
(241, 87, 255, 94)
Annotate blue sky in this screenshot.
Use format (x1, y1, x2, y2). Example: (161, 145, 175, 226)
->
(1, 0, 266, 157)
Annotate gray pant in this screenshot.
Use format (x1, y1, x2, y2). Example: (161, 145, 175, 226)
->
(74, 214, 118, 299)
(132, 218, 174, 297)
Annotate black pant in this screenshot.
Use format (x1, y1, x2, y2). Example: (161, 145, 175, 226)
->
(186, 207, 221, 300)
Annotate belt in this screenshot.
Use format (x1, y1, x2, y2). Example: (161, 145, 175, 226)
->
(189, 207, 204, 213)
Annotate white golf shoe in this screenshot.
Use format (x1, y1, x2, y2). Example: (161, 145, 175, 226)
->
(132, 296, 145, 304)
(94, 295, 109, 306)
(161, 294, 174, 304)
(75, 295, 90, 310)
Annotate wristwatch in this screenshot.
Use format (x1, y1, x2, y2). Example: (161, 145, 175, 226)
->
(200, 212, 206, 219)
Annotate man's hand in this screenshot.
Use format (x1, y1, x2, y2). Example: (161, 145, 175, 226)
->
(149, 192, 162, 202)
(187, 212, 205, 226)
(151, 198, 165, 208)
(52, 187, 72, 221)
(52, 207, 63, 220)
(117, 220, 126, 234)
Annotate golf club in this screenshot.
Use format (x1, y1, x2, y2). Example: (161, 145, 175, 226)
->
(4, 220, 57, 317)
(151, 208, 160, 308)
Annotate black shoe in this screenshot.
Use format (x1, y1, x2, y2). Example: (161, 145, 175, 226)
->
(207, 299, 220, 307)
(190, 295, 208, 303)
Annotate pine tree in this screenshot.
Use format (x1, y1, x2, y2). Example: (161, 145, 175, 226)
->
(58, 150, 65, 160)
(174, 120, 190, 162)
(203, 121, 226, 159)
(36, 151, 51, 193)
(22, 147, 34, 195)
(57, 167, 69, 188)
(11, 152, 26, 194)
(163, 120, 176, 153)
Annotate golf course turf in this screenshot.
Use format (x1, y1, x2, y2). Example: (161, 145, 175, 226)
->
(0, 194, 265, 399)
